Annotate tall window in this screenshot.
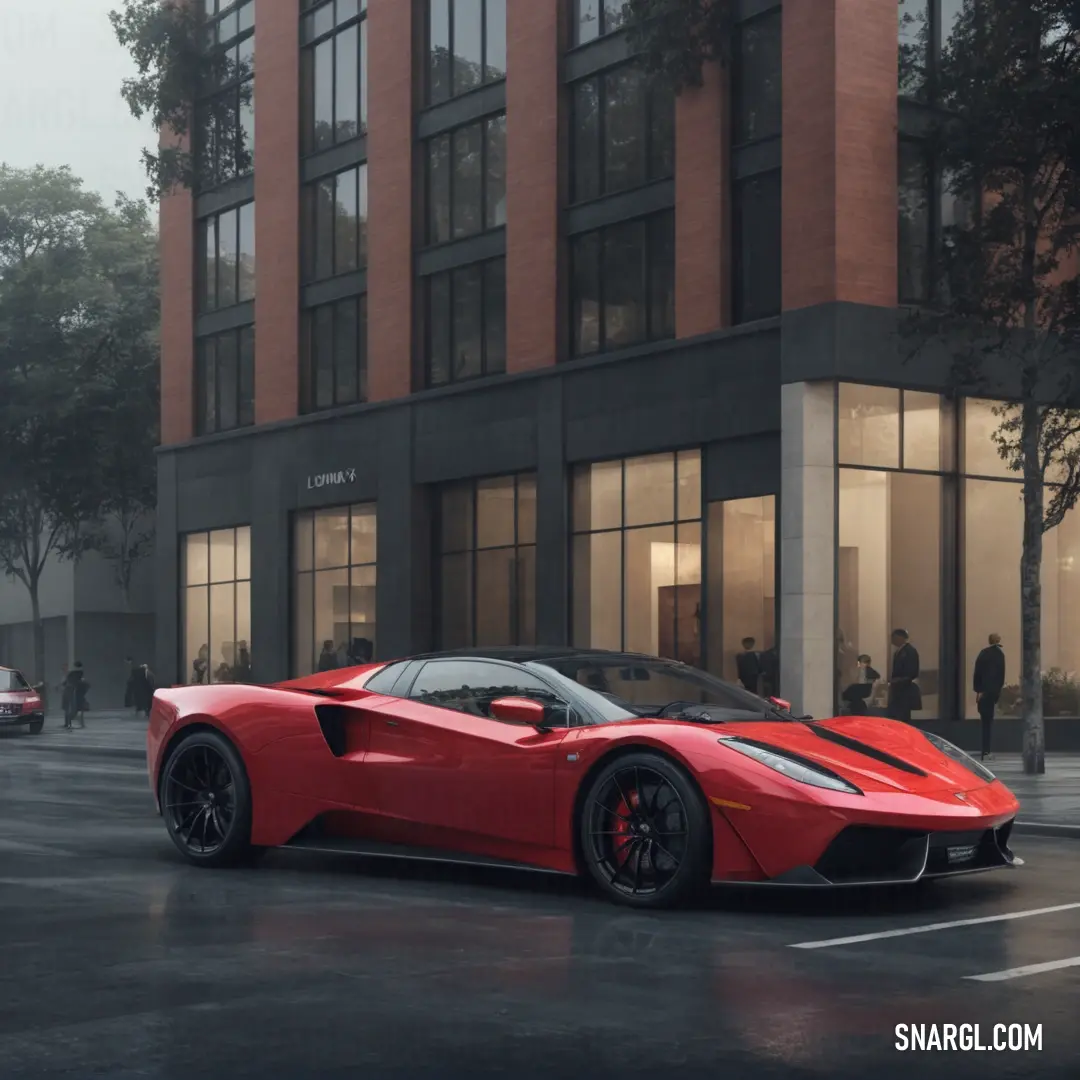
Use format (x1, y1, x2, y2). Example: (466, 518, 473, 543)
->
(425, 257, 506, 386)
(573, 0, 626, 46)
(898, 0, 965, 101)
(301, 0, 368, 154)
(732, 171, 781, 324)
(438, 474, 536, 648)
(898, 140, 931, 303)
(837, 384, 948, 719)
(426, 115, 506, 244)
(427, 0, 507, 104)
(183, 526, 252, 685)
(572, 451, 702, 664)
(706, 497, 777, 688)
(570, 64, 674, 203)
(961, 400, 1080, 720)
(570, 211, 675, 356)
(294, 504, 377, 676)
(301, 295, 367, 412)
(197, 0, 255, 188)
(301, 165, 368, 281)
(196, 326, 255, 435)
(732, 11, 782, 144)
(198, 202, 256, 311)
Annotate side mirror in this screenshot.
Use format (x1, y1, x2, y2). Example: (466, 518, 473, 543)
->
(490, 696, 548, 727)
(768, 696, 792, 712)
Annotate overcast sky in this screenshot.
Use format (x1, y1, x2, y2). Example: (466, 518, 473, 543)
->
(0, 0, 155, 204)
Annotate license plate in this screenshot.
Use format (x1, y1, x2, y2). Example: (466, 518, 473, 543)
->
(947, 844, 977, 864)
(0, 704, 20, 716)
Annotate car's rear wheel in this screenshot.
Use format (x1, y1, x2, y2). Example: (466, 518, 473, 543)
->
(27, 718, 43, 735)
(580, 751, 711, 909)
(160, 729, 256, 868)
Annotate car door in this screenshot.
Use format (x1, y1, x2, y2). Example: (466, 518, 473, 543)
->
(362, 659, 571, 850)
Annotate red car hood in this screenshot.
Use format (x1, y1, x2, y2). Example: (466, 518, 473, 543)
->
(715, 715, 995, 795)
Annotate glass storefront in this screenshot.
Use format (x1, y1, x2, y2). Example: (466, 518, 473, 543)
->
(182, 527, 252, 684)
(293, 503, 377, 675)
(571, 451, 776, 680)
(437, 473, 536, 648)
(838, 384, 1080, 721)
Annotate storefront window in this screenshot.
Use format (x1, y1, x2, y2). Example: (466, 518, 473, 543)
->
(437, 473, 536, 648)
(293, 503, 376, 675)
(838, 384, 900, 469)
(706, 497, 776, 690)
(572, 451, 702, 665)
(182, 527, 252, 684)
(838, 470, 943, 719)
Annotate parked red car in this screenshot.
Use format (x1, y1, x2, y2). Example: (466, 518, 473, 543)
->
(0, 666, 45, 735)
(147, 647, 1022, 908)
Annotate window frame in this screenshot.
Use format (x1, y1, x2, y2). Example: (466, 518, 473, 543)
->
(300, 0, 369, 156)
(195, 324, 255, 436)
(301, 163, 369, 283)
(569, 209, 675, 357)
(423, 255, 506, 387)
(570, 0, 626, 48)
(425, 0, 507, 107)
(198, 200, 256, 313)
(568, 62, 675, 205)
(196, 0, 256, 191)
(424, 112, 507, 246)
(731, 169, 782, 325)
(731, 8, 783, 147)
(436, 473, 538, 649)
(300, 292, 369, 413)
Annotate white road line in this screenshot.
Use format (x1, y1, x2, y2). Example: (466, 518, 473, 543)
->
(966, 955, 1080, 982)
(789, 902, 1080, 950)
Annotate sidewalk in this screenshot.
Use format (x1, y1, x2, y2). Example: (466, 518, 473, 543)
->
(2, 711, 147, 759)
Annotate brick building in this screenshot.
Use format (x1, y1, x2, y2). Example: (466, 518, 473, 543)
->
(156, 0, 1080, 748)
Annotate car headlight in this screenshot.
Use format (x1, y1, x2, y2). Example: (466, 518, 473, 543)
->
(718, 736, 863, 795)
(923, 731, 996, 782)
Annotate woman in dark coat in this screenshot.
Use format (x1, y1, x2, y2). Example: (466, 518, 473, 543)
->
(130, 664, 155, 717)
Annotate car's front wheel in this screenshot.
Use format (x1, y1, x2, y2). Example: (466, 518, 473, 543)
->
(159, 729, 256, 868)
(579, 751, 711, 909)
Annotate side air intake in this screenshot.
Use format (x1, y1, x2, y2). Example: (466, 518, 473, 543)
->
(314, 704, 349, 757)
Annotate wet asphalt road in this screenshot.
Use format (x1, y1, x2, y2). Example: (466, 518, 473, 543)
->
(1, 736, 1078, 1080)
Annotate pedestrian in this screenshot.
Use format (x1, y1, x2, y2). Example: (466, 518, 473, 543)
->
(887, 629, 921, 723)
(841, 654, 881, 714)
(193, 643, 209, 684)
(58, 663, 73, 730)
(735, 637, 762, 694)
(63, 662, 88, 729)
(318, 640, 339, 672)
(129, 661, 155, 718)
(759, 645, 780, 699)
(973, 632, 1005, 761)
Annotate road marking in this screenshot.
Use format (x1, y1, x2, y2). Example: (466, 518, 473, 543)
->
(789, 902, 1080, 950)
(966, 955, 1080, 982)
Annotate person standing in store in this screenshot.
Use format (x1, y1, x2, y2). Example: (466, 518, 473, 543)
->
(887, 629, 922, 723)
(973, 633, 1006, 761)
(736, 637, 762, 694)
(318, 640, 339, 672)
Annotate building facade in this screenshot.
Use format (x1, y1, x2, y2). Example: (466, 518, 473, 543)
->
(157, 0, 1080, 749)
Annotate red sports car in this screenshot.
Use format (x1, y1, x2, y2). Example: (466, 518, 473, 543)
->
(147, 647, 1022, 908)
(0, 666, 44, 734)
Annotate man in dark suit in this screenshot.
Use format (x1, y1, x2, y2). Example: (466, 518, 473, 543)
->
(887, 629, 921, 723)
(973, 633, 1006, 761)
(736, 637, 762, 694)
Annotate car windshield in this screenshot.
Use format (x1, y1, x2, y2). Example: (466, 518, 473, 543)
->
(0, 669, 30, 692)
(529, 656, 790, 724)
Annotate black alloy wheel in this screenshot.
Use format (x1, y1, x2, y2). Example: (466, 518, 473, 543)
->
(160, 729, 256, 868)
(580, 751, 711, 909)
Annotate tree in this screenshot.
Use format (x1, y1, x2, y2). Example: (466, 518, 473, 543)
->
(110, 0, 251, 197)
(905, 1, 1080, 774)
(620, 0, 736, 91)
(0, 166, 159, 682)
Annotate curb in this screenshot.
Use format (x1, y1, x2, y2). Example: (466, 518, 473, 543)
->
(1013, 820, 1080, 840)
(15, 741, 145, 762)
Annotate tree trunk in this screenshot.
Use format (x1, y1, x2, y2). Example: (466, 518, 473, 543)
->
(29, 577, 45, 690)
(1020, 402, 1045, 775)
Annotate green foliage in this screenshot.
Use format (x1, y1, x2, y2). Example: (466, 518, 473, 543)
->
(620, 0, 736, 92)
(0, 165, 159, 677)
(110, 0, 249, 198)
(1000, 668, 1080, 717)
